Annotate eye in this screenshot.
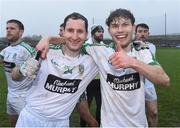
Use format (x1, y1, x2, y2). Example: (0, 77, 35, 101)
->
(67, 28, 74, 33)
(138, 30, 142, 33)
(111, 24, 118, 29)
(77, 29, 84, 34)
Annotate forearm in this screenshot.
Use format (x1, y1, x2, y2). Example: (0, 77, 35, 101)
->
(131, 59, 170, 86)
(48, 36, 65, 44)
(36, 36, 64, 59)
(77, 101, 98, 127)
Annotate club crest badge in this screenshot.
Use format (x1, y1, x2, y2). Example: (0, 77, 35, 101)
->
(78, 64, 84, 74)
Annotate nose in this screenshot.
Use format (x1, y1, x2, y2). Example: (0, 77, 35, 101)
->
(117, 26, 123, 32)
(72, 32, 78, 40)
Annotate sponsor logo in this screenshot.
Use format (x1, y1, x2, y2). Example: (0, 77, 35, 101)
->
(3, 61, 16, 73)
(107, 72, 140, 91)
(44, 74, 81, 94)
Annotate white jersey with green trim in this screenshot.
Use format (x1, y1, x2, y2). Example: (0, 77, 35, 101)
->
(84, 42, 159, 127)
(25, 45, 98, 121)
(0, 42, 36, 96)
(145, 42, 156, 89)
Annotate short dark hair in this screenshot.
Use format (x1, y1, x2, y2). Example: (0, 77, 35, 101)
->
(135, 23, 149, 33)
(106, 8, 135, 27)
(60, 23, 64, 28)
(63, 12, 88, 32)
(7, 19, 24, 30)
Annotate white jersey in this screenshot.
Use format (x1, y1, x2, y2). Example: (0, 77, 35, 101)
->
(146, 42, 156, 55)
(145, 42, 156, 89)
(83, 42, 159, 127)
(25, 45, 98, 121)
(0, 42, 36, 96)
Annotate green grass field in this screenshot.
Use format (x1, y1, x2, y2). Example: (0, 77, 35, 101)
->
(0, 48, 180, 127)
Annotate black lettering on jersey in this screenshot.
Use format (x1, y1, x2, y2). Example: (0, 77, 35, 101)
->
(44, 74, 81, 94)
(3, 61, 16, 73)
(107, 72, 140, 91)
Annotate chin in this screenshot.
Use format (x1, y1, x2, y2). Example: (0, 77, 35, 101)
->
(70, 47, 81, 51)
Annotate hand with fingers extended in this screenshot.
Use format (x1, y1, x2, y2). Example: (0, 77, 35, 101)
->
(36, 36, 65, 59)
(109, 42, 136, 69)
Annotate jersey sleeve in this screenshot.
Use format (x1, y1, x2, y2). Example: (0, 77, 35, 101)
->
(140, 49, 159, 65)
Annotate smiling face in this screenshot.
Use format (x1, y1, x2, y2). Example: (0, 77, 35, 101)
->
(108, 17, 135, 50)
(63, 18, 88, 52)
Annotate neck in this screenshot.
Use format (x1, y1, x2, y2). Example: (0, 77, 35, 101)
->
(116, 43, 131, 53)
(10, 39, 22, 46)
(62, 45, 80, 58)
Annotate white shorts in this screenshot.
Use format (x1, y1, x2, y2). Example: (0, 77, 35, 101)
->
(145, 86, 157, 101)
(16, 107, 69, 127)
(7, 93, 26, 115)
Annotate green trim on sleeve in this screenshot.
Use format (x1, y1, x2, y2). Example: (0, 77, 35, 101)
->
(19, 42, 37, 57)
(148, 61, 159, 65)
(149, 53, 160, 65)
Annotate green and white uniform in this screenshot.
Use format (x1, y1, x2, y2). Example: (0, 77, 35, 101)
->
(16, 45, 98, 127)
(145, 42, 157, 101)
(82, 42, 159, 127)
(0, 41, 36, 115)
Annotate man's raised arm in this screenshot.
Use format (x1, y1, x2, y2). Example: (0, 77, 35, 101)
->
(36, 36, 65, 59)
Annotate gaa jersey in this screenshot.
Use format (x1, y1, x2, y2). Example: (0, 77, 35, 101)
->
(0, 42, 36, 96)
(83, 42, 159, 127)
(25, 45, 98, 120)
(145, 42, 156, 88)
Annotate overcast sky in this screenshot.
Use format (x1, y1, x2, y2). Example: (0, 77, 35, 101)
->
(1, 0, 180, 38)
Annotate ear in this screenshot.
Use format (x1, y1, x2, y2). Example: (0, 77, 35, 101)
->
(19, 30, 24, 37)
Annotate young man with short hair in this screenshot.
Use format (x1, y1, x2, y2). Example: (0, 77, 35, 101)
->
(0, 19, 36, 127)
(14, 12, 98, 127)
(36, 8, 170, 127)
(58, 22, 98, 127)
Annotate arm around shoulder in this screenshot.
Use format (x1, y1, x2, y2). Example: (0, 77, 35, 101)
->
(36, 36, 64, 59)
